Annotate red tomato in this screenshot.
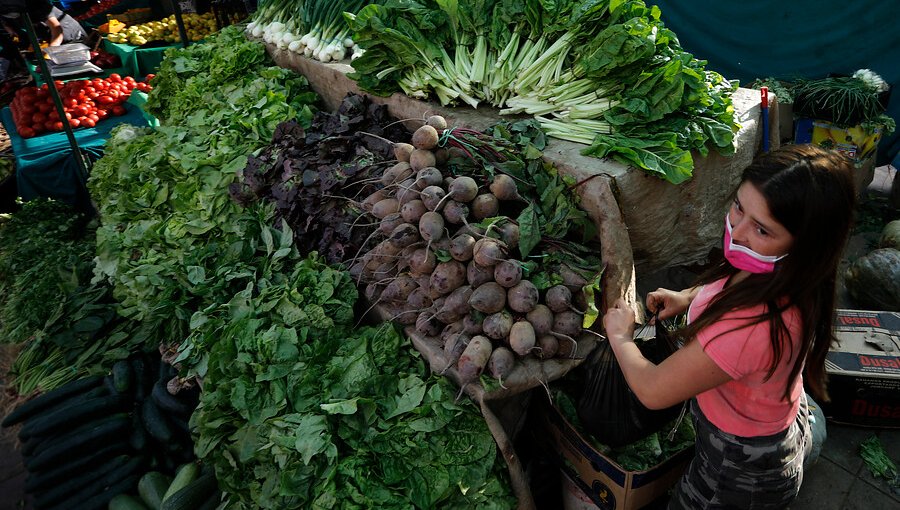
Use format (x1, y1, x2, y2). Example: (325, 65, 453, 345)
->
(96, 95, 115, 105)
(19, 127, 35, 138)
(52, 121, 64, 131)
(31, 123, 45, 135)
(44, 120, 56, 131)
(48, 111, 59, 121)
(53, 80, 64, 89)
(64, 112, 73, 120)
(81, 118, 96, 128)
(111, 105, 126, 116)
(21, 104, 36, 115)
(144, 74, 155, 82)
(72, 105, 88, 117)
(32, 112, 46, 124)
(108, 73, 122, 82)
(68, 118, 81, 128)
(96, 109, 109, 120)
(87, 113, 99, 123)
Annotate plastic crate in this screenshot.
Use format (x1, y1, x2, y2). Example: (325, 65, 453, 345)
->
(43, 43, 91, 65)
(108, 8, 153, 26)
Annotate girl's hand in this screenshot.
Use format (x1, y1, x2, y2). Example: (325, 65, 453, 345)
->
(603, 298, 636, 345)
(646, 288, 694, 320)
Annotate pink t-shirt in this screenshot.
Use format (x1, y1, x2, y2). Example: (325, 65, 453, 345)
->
(688, 277, 804, 437)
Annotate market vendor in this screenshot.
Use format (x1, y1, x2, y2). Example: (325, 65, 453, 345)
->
(602, 145, 856, 509)
(0, 0, 87, 47)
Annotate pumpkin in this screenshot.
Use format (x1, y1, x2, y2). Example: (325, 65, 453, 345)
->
(844, 248, 900, 311)
(879, 220, 900, 251)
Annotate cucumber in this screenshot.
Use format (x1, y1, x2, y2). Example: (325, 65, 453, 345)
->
(137, 471, 172, 510)
(45, 456, 144, 510)
(58, 472, 142, 510)
(109, 494, 150, 510)
(131, 356, 149, 401)
(113, 360, 134, 394)
(27, 415, 131, 471)
(2, 376, 103, 427)
(141, 399, 172, 443)
(158, 362, 177, 384)
(161, 471, 217, 510)
(161, 463, 199, 504)
(151, 380, 193, 416)
(20, 394, 127, 439)
(28, 412, 129, 461)
(24, 441, 129, 493)
(130, 405, 147, 452)
(33, 454, 131, 507)
(195, 491, 221, 510)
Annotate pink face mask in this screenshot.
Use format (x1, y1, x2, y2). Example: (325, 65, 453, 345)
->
(723, 213, 788, 273)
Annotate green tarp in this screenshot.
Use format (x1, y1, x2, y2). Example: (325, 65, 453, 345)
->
(102, 38, 176, 77)
(654, 1, 900, 167)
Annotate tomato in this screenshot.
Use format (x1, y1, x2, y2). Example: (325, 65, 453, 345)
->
(96, 109, 108, 120)
(32, 112, 46, 124)
(20, 104, 36, 115)
(52, 121, 64, 131)
(81, 118, 96, 128)
(108, 73, 122, 82)
(19, 127, 35, 138)
(96, 95, 115, 105)
(144, 74, 155, 82)
(53, 80, 64, 89)
(111, 105, 126, 116)
(123, 76, 136, 84)
(31, 123, 45, 135)
(48, 110, 59, 121)
(39, 103, 53, 114)
(88, 113, 99, 123)
(68, 118, 81, 128)
(72, 105, 88, 117)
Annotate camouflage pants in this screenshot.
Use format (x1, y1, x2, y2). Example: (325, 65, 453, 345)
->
(668, 395, 811, 509)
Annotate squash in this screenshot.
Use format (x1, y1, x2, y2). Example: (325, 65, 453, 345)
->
(844, 248, 900, 311)
(879, 220, 900, 251)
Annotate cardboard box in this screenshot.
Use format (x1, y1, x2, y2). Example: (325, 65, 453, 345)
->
(823, 309, 900, 427)
(794, 118, 882, 163)
(536, 397, 693, 509)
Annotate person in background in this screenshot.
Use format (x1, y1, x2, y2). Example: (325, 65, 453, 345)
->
(0, 0, 86, 47)
(603, 144, 856, 509)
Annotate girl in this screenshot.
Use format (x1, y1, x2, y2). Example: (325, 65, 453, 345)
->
(603, 144, 856, 509)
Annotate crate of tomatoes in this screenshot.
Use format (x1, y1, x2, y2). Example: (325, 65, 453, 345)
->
(9, 74, 153, 139)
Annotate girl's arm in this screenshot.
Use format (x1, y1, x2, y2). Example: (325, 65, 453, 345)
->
(46, 15, 64, 46)
(604, 297, 731, 409)
(646, 286, 701, 320)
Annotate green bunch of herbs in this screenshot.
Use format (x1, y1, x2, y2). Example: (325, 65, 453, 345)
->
(0, 199, 96, 344)
(191, 248, 515, 508)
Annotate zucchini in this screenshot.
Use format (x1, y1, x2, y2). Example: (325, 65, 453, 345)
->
(137, 471, 172, 510)
(158, 362, 177, 384)
(60, 472, 142, 510)
(113, 360, 134, 394)
(195, 491, 221, 510)
(141, 399, 172, 443)
(2, 375, 103, 427)
(161, 471, 216, 510)
(151, 380, 193, 416)
(20, 394, 126, 439)
(130, 405, 147, 451)
(27, 415, 131, 471)
(33, 454, 131, 507)
(24, 441, 129, 493)
(45, 456, 144, 510)
(161, 463, 199, 504)
(109, 494, 150, 510)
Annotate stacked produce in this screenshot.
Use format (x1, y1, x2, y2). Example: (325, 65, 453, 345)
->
(246, 0, 383, 62)
(9, 75, 152, 138)
(75, 0, 125, 21)
(90, 48, 123, 69)
(106, 12, 217, 45)
(2, 355, 202, 509)
(229, 93, 411, 264)
(345, 116, 603, 388)
(346, 0, 738, 183)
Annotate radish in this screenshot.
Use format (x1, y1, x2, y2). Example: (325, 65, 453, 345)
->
(447, 176, 478, 203)
(472, 238, 507, 267)
(525, 305, 554, 336)
(415, 167, 443, 189)
(395, 178, 418, 205)
(407, 287, 432, 310)
(507, 280, 539, 313)
(418, 211, 445, 242)
(371, 198, 400, 219)
(429, 260, 466, 295)
(394, 143, 414, 162)
(536, 335, 559, 359)
(493, 260, 522, 288)
(449, 234, 476, 262)
(469, 282, 507, 314)
(379, 213, 405, 234)
(410, 248, 436, 275)
(546, 285, 573, 313)
(463, 313, 484, 335)
(436, 285, 472, 323)
(381, 162, 413, 187)
(488, 347, 515, 385)
(471, 194, 500, 220)
(362, 190, 388, 212)
(489, 173, 523, 201)
(420, 185, 447, 211)
(381, 275, 417, 303)
(509, 321, 536, 356)
(442, 332, 470, 373)
(409, 149, 436, 171)
(412, 125, 439, 150)
(499, 222, 519, 250)
(483, 310, 513, 340)
(466, 260, 494, 287)
(364, 282, 382, 302)
(434, 147, 449, 166)
(442, 200, 469, 225)
(401, 200, 428, 224)
(416, 312, 442, 337)
(553, 311, 582, 337)
(387, 223, 420, 249)
(457, 335, 493, 384)
(426, 115, 448, 130)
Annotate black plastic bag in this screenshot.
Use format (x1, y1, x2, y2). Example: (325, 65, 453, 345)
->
(576, 313, 684, 447)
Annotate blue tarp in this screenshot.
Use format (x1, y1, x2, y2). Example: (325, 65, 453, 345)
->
(654, 1, 900, 168)
(0, 103, 151, 209)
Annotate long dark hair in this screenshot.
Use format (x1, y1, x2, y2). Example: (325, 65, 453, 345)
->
(677, 145, 856, 402)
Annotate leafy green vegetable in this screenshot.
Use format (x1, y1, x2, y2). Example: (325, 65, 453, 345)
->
(860, 435, 899, 485)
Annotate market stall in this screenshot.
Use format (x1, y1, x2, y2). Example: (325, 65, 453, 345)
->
(101, 38, 175, 77)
